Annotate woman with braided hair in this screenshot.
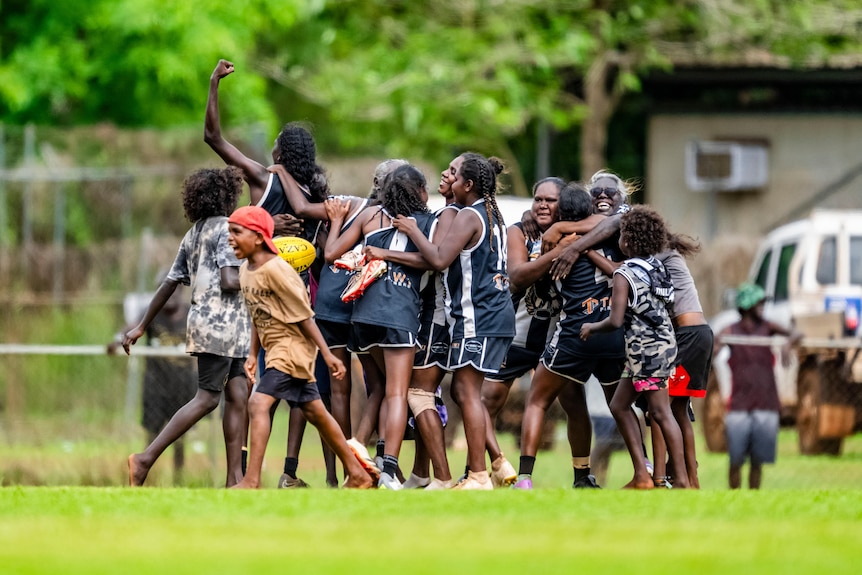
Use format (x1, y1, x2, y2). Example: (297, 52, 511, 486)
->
(393, 153, 515, 490)
(323, 164, 435, 489)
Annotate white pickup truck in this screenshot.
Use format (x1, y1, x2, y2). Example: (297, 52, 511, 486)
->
(705, 209, 862, 455)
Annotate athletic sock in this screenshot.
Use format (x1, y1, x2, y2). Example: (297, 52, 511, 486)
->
(241, 447, 248, 476)
(573, 456, 592, 482)
(519, 455, 536, 476)
(284, 457, 299, 478)
(376, 440, 385, 459)
(382, 454, 399, 477)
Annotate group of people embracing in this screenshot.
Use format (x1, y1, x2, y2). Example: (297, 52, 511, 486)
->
(122, 59, 712, 491)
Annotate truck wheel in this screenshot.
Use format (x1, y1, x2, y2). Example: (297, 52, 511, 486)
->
(796, 364, 844, 455)
(703, 368, 727, 453)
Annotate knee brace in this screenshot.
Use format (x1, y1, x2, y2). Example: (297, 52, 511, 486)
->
(407, 388, 438, 418)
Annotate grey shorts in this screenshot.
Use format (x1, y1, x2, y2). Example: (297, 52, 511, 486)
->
(195, 354, 246, 393)
(256, 367, 320, 408)
(725, 410, 779, 466)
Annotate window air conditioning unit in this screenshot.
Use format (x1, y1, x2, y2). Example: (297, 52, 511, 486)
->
(685, 140, 769, 192)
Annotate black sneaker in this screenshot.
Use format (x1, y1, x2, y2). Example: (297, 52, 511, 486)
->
(573, 474, 601, 489)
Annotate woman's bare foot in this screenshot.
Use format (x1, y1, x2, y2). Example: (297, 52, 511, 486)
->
(622, 477, 655, 490)
(343, 472, 374, 489)
(230, 478, 260, 489)
(127, 454, 149, 487)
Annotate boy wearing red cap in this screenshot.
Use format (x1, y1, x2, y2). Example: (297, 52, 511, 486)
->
(227, 206, 374, 488)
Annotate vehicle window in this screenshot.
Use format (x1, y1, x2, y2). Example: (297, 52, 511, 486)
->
(851, 236, 862, 286)
(774, 243, 796, 302)
(816, 236, 837, 285)
(754, 250, 772, 290)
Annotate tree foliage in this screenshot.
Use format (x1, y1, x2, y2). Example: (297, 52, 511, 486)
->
(2, 0, 862, 188)
(0, 0, 311, 127)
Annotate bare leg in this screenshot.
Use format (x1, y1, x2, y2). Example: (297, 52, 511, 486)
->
(411, 431, 431, 479)
(329, 347, 353, 438)
(223, 374, 249, 487)
(129, 388, 220, 487)
(233, 392, 278, 489)
(451, 365, 491, 473)
(557, 381, 592, 464)
(319, 391, 338, 487)
(379, 347, 415, 463)
(302, 399, 373, 488)
(412, 365, 451, 481)
(481, 378, 513, 462)
(644, 389, 689, 488)
(671, 396, 699, 488)
(354, 353, 385, 444)
(749, 463, 762, 489)
(521, 366, 567, 459)
(729, 464, 742, 489)
(286, 405, 306, 467)
(650, 423, 668, 482)
(609, 379, 653, 489)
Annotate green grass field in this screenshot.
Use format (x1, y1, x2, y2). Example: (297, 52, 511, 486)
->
(1, 487, 860, 575)
(2, 422, 862, 575)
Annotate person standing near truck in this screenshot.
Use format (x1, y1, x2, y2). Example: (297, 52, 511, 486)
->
(717, 282, 802, 489)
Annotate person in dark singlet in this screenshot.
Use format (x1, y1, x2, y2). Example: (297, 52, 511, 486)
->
(205, 58, 330, 487)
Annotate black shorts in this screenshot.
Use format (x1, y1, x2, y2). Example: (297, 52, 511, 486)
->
(448, 336, 512, 375)
(541, 340, 624, 385)
(349, 322, 416, 353)
(256, 367, 320, 408)
(485, 345, 541, 383)
(195, 354, 246, 393)
(668, 324, 714, 398)
(415, 322, 451, 370)
(317, 319, 350, 349)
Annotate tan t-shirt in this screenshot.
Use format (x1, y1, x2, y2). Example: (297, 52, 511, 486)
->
(239, 257, 317, 381)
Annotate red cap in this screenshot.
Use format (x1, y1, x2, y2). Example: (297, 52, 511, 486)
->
(228, 206, 278, 254)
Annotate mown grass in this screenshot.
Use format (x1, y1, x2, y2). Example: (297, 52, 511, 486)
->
(0, 486, 860, 575)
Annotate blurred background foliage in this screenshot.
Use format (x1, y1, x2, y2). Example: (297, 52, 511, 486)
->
(3, 0, 861, 182)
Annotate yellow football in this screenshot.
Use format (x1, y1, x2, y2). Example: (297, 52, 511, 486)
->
(272, 236, 316, 273)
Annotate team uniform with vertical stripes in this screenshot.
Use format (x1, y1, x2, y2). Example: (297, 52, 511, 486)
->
(444, 199, 515, 373)
(486, 222, 560, 382)
(415, 204, 461, 370)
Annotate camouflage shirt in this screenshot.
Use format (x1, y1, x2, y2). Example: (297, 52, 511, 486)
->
(166, 216, 251, 359)
(614, 258, 677, 379)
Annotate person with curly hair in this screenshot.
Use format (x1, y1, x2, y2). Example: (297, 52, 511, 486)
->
(323, 163, 435, 489)
(580, 205, 690, 489)
(122, 167, 251, 488)
(393, 153, 515, 490)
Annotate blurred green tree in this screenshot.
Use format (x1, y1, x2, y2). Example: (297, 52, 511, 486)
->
(0, 0, 312, 127)
(2, 0, 861, 187)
